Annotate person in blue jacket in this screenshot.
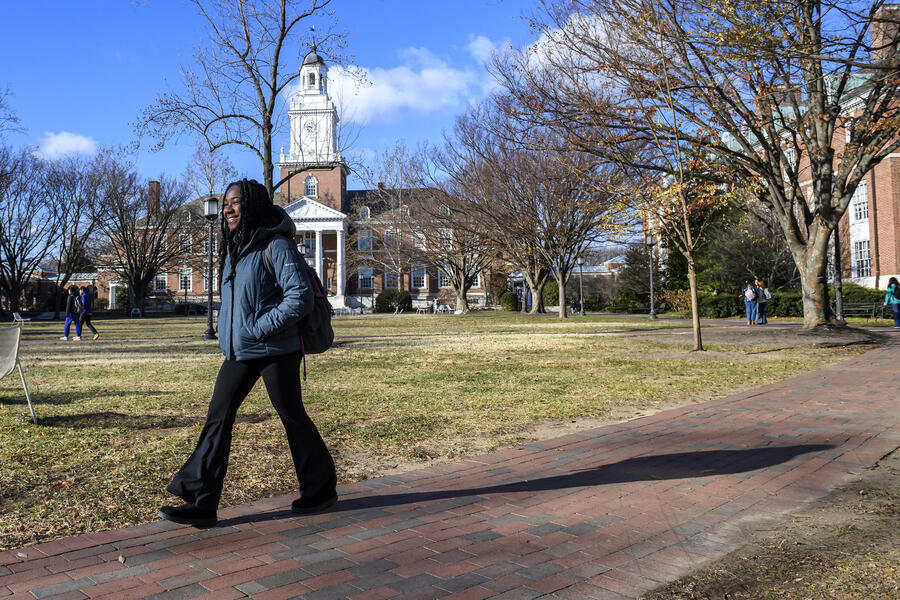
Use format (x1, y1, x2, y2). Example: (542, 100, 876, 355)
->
(79, 286, 99, 340)
(160, 179, 337, 527)
(884, 276, 900, 329)
(58, 286, 83, 341)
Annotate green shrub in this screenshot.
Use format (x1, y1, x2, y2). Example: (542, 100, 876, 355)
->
(499, 290, 519, 311)
(584, 297, 604, 311)
(699, 293, 742, 318)
(375, 289, 412, 313)
(833, 282, 884, 303)
(658, 289, 692, 312)
(767, 291, 803, 317)
(94, 297, 109, 310)
(543, 280, 559, 306)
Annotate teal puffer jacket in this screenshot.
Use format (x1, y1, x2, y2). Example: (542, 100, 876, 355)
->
(218, 207, 313, 361)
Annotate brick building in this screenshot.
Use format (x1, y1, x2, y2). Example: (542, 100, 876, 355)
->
(274, 45, 488, 310)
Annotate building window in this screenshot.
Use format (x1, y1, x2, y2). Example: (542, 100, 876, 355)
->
(179, 233, 193, 253)
(202, 232, 217, 255)
(384, 270, 398, 289)
(412, 265, 426, 289)
(326, 276, 333, 291)
(202, 270, 217, 292)
(178, 268, 192, 292)
(358, 229, 373, 251)
(438, 268, 451, 288)
(412, 231, 426, 250)
(472, 272, 482, 289)
(154, 273, 168, 292)
(358, 267, 373, 289)
(851, 180, 868, 222)
(852, 240, 871, 279)
(360, 206, 370, 219)
(305, 176, 318, 197)
(302, 231, 316, 257)
(384, 229, 399, 248)
(438, 229, 453, 250)
(307, 72, 315, 88)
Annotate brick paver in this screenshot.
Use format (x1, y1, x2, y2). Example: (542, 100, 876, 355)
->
(4, 329, 898, 599)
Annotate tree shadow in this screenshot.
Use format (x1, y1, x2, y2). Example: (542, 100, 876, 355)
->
(35, 411, 269, 430)
(218, 444, 833, 526)
(0, 389, 181, 407)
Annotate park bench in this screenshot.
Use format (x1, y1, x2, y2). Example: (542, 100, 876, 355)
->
(0, 324, 36, 424)
(12, 312, 30, 323)
(835, 302, 883, 323)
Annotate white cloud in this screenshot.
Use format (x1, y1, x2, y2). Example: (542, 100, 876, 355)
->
(36, 131, 97, 159)
(466, 34, 511, 66)
(327, 48, 480, 125)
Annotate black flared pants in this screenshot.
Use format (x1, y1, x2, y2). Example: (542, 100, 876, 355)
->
(167, 351, 335, 511)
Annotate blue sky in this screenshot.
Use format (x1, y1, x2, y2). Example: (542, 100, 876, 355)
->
(1, 0, 538, 190)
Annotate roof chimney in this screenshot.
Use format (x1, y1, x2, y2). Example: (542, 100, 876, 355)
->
(148, 180, 160, 215)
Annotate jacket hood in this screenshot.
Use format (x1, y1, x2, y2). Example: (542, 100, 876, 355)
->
(241, 205, 296, 256)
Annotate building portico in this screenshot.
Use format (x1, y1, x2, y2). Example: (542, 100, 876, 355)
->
(282, 197, 348, 308)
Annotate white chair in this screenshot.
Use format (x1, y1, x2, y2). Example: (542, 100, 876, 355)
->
(12, 312, 30, 323)
(0, 325, 36, 424)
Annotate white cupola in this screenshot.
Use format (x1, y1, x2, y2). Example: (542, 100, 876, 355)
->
(299, 43, 328, 96)
(278, 44, 342, 167)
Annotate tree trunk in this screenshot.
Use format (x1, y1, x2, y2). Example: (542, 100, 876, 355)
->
(795, 229, 838, 329)
(686, 257, 703, 351)
(529, 281, 547, 314)
(557, 276, 567, 320)
(455, 289, 470, 312)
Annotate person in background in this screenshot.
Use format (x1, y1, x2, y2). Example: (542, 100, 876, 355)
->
(755, 279, 771, 325)
(742, 280, 758, 325)
(79, 286, 99, 340)
(59, 286, 82, 341)
(884, 276, 900, 329)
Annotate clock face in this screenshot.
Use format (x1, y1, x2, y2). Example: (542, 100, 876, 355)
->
(304, 121, 317, 133)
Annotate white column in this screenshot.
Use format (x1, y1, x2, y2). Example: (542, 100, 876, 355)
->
(336, 228, 345, 297)
(315, 229, 324, 284)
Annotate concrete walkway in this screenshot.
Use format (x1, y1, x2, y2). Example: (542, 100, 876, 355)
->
(3, 338, 898, 600)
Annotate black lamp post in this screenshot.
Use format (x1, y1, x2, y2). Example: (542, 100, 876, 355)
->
(203, 196, 218, 340)
(576, 255, 585, 316)
(645, 233, 657, 319)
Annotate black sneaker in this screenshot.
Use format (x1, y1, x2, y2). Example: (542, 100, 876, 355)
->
(291, 485, 338, 515)
(158, 503, 217, 527)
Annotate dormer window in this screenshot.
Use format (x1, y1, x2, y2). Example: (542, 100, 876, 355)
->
(307, 72, 316, 88)
(305, 176, 318, 197)
(360, 206, 370, 219)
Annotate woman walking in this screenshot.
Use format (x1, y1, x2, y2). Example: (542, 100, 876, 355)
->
(160, 179, 337, 527)
(59, 286, 82, 341)
(79, 287, 99, 340)
(884, 276, 900, 329)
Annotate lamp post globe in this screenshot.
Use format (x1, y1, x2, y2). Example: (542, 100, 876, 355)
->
(203, 197, 218, 340)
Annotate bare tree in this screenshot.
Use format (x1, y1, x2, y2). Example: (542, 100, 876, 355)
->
(501, 0, 900, 329)
(0, 86, 23, 139)
(0, 147, 64, 313)
(139, 0, 347, 197)
(44, 154, 105, 319)
(183, 145, 239, 199)
(95, 157, 202, 313)
(433, 98, 627, 319)
(347, 142, 422, 293)
(407, 186, 497, 312)
(430, 104, 552, 314)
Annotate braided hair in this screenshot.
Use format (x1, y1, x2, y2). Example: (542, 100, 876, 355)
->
(217, 178, 279, 285)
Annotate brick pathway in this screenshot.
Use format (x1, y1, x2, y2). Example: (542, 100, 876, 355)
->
(3, 336, 898, 600)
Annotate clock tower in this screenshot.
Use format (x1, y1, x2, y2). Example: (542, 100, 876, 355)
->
(277, 44, 348, 212)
